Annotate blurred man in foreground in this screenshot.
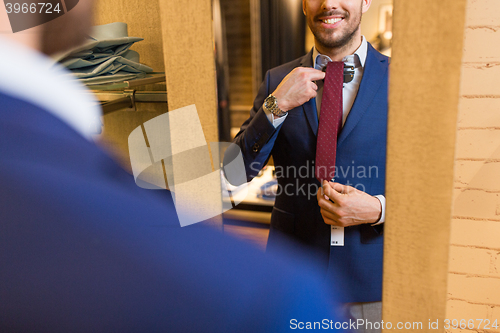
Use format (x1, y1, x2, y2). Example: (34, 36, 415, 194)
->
(0, 2, 343, 332)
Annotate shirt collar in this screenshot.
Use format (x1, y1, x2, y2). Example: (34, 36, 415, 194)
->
(0, 36, 101, 140)
(313, 35, 368, 69)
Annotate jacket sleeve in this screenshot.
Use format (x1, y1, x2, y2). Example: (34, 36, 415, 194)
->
(223, 70, 285, 185)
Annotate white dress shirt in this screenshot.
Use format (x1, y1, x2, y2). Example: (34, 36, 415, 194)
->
(263, 36, 386, 224)
(0, 37, 101, 141)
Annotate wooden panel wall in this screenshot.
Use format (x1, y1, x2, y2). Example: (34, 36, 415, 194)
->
(158, 0, 218, 145)
(383, 0, 467, 330)
(93, 0, 167, 171)
(158, 0, 222, 228)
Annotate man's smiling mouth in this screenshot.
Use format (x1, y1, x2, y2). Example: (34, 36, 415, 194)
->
(322, 18, 343, 24)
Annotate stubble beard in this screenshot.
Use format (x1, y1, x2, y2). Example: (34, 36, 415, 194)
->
(308, 5, 363, 52)
(314, 23, 360, 50)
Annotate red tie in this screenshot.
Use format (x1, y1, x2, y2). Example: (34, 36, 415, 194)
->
(315, 61, 344, 183)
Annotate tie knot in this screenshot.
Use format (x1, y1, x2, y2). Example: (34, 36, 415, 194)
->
(314, 54, 360, 74)
(316, 58, 355, 84)
(323, 61, 345, 84)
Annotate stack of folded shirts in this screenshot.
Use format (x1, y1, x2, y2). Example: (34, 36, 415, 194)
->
(55, 22, 153, 85)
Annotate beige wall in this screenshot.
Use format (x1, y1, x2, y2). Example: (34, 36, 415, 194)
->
(383, 0, 466, 329)
(446, 0, 500, 330)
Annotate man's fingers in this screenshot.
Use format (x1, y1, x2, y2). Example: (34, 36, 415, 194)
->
(322, 214, 338, 226)
(317, 190, 340, 216)
(306, 68, 326, 81)
(273, 67, 325, 110)
(317, 186, 327, 203)
(324, 182, 344, 202)
(320, 207, 340, 221)
(321, 181, 333, 200)
(317, 186, 329, 203)
(318, 194, 338, 212)
(291, 67, 325, 82)
(317, 183, 343, 225)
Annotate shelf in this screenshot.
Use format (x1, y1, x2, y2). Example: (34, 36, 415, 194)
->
(89, 73, 167, 115)
(96, 91, 168, 115)
(87, 73, 166, 91)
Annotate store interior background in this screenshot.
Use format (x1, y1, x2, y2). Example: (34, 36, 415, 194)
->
(90, 0, 499, 330)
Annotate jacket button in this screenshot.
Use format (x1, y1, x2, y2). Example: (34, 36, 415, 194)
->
(252, 144, 260, 152)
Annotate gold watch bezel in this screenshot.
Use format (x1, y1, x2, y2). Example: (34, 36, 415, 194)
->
(264, 94, 287, 117)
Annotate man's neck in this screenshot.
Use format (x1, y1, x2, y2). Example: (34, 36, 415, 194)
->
(315, 33, 363, 61)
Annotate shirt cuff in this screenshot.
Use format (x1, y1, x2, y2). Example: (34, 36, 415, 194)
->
(372, 195, 386, 225)
(264, 106, 288, 128)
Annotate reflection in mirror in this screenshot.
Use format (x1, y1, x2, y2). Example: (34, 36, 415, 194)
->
(219, 2, 393, 329)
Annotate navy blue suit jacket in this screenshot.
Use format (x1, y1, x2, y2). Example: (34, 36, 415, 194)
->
(227, 44, 389, 303)
(0, 91, 343, 332)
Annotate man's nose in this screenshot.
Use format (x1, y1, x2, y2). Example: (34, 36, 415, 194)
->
(321, 0, 341, 11)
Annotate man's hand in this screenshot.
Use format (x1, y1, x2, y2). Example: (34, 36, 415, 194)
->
(317, 181, 382, 227)
(272, 67, 325, 114)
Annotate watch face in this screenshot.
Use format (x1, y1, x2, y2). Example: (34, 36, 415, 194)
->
(266, 96, 276, 109)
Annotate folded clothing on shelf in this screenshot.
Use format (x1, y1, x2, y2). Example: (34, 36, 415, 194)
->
(54, 22, 153, 85)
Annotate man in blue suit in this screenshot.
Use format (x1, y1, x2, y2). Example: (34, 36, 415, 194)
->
(0, 2, 344, 332)
(226, 0, 388, 328)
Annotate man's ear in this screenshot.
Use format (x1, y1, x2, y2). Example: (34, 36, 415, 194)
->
(302, 0, 307, 16)
(362, 0, 373, 14)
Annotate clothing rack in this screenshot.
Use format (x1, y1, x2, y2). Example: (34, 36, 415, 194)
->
(90, 73, 167, 115)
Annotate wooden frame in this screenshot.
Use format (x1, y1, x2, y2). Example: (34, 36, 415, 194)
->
(383, 0, 467, 329)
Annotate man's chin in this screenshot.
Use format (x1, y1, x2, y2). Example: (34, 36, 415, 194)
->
(316, 36, 350, 50)
(313, 27, 360, 51)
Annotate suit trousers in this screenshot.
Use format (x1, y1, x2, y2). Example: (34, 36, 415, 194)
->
(343, 301, 382, 333)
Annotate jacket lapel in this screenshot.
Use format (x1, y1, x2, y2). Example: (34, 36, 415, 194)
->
(299, 49, 319, 136)
(337, 44, 388, 146)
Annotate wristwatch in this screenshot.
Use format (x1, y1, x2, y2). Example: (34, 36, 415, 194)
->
(263, 94, 288, 117)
